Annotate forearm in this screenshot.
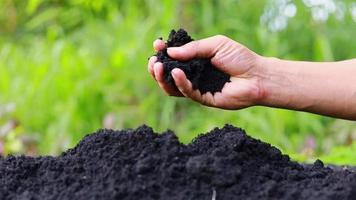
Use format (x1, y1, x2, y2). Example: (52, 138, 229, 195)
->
(256, 57, 356, 120)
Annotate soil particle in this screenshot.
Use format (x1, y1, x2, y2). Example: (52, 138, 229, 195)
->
(155, 29, 231, 94)
(0, 125, 355, 200)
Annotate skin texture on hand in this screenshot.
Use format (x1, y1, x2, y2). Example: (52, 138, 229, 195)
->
(148, 35, 265, 109)
(148, 35, 356, 120)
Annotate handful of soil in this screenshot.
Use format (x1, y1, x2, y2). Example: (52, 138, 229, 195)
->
(0, 125, 355, 200)
(155, 29, 231, 94)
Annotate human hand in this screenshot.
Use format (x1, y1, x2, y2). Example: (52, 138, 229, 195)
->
(148, 35, 265, 110)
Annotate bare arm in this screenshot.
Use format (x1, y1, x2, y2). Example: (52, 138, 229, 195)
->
(148, 35, 356, 120)
(257, 58, 356, 120)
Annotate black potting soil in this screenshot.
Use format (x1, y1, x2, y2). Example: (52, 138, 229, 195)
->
(1, 125, 356, 200)
(156, 29, 231, 94)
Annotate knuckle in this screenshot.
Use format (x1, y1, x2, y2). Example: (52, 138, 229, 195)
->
(200, 95, 210, 106)
(211, 56, 223, 67)
(214, 34, 228, 42)
(177, 86, 187, 95)
(210, 98, 217, 107)
(211, 54, 227, 69)
(201, 99, 209, 106)
(188, 41, 200, 51)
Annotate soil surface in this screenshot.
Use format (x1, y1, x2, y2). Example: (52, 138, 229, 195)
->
(1, 125, 355, 200)
(156, 29, 231, 94)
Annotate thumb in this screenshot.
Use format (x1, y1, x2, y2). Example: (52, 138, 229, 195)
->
(167, 35, 227, 61)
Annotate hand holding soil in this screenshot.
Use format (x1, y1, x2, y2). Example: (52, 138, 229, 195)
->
(148, 30, 356, 120)
(148, 31, 263, 110)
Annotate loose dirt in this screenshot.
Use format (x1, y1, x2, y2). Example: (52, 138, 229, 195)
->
(0, 125, 355, 199)
(156, 29, 231, 94)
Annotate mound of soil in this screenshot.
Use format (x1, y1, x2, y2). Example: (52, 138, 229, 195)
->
(155, 29, 231, 94)
(1, 125, 355, 200)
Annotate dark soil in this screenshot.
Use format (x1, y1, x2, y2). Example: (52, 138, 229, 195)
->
(156, 29, 231, 94)
(1, 125, 356, 200)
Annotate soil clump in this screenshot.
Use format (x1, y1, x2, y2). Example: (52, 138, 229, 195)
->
(0, 125, 355, 200)
(155, 29, 231, 94)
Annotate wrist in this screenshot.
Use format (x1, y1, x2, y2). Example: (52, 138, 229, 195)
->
(249, 56, 356, 119)
(253, 56, 301, 109)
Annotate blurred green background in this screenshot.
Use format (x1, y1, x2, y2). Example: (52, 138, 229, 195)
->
(0, 0, 356, 164)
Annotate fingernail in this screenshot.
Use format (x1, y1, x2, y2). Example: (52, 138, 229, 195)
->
(150, 56, 157, 63)
(171, 68, 179, 78)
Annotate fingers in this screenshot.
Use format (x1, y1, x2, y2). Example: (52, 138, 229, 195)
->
(150, 60, 216, 103)
(153, 62, 165, 83)
(149, 38, 166, 79)
(153, 39, 166, 52)
(171, 68, 202, 102)
(153, 62, 183, 97)
(148, 54, 182, 96)
(167, 35, 228, 61)
(171, 68, 217, 106)
(200, 92, 216, 107)
(148, 56, 157, 80)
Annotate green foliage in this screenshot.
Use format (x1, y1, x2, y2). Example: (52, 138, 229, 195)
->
(319, 143, 356, 165)
(0, 0, 355, 165)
